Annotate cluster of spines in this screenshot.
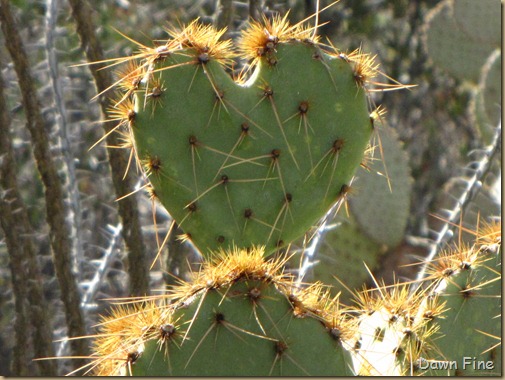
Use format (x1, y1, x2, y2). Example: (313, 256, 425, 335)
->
(99, 15, 395, 256)
(156, 245, 358, 346)
(74, 217, 500, 376)
(350, 218, 501, 375)
(102, 20, 384, 155)
(424, 220, 501, 375)
(350, 281, 442, 376)
(421, 218, 501, 286)
(84, 246, 357, 375)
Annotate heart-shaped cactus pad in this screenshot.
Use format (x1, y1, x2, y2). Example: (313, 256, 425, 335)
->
(111, 16, 376, 257)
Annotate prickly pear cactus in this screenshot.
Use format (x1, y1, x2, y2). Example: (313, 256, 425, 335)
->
(424, 0, 501, 146)
(417, 221, 501, 376)
(349, 125, 412, 247)
(78, 9, 503, 378)
(114, 17, 377, 256)
(423, 0, 500, 83)
(86, 220, 500, 376)
(350, 220, 501, 376)
(91, 247, 355, 376)
(310, 213, 385, 298)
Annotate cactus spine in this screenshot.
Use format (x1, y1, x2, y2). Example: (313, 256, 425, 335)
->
(418, 221, 501, 376)
(86, 220, 500, 376)
(113, 16, 377, 257)
(90, 247, 355, 376)
(77, 9, 501, 378)
(351, 220, 501, 376)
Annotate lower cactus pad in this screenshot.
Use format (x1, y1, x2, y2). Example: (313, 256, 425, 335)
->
(90, 247, 355, 376)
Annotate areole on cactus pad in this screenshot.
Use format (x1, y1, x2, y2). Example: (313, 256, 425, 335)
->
(80, 221, 500, 376)
(89, 246, 356, 376)
(73, 9, 502, 378)
(110, 16, 379, 257)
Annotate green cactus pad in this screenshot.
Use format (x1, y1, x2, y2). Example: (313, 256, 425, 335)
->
(311, 213, 385, 299)
(453, 0, 501, 48)
(470, 49, 502, 144)
(123, 20, 373, 256)
(91, 247, 355, 376)
(349, 126, 412, 247)
(423, 0, 500, 83)
(421, 245, 501, 376)
(133, 279, 353, 376)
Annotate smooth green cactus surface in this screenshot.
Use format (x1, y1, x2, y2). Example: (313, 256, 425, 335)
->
(423, 0, 500, 83)
(127, 23, 373, 256)
(349, 126, 412, 247)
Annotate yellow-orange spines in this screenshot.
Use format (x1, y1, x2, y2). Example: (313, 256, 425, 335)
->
(353, 281, 423, 322)
(114, 59, 145, 94)
(370, 105, 387, 122)
(165, 19, 234, 66)
(168, 245, 290, 300)
(107, 97, 136, 126)
(91, 301, 173, 376)
(237, 13, 317, 61)
(86, 247, 356, 375)
(425, 242, 482, 281)
(345, 48, 380, 87)
(476, 219, 501, 251)
(351, 281, 442, 376)
(423, 220, 502, 282)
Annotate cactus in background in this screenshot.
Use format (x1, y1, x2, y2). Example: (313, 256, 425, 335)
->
(116, 16, 378, 256)
(471, 49, 501, 144)
(423, 0, 501, 145)
(423, 0, 500, 83)
(349, 125, 412, 247)
(309, 212, 385, 299)
(302, 123, 412, 300)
